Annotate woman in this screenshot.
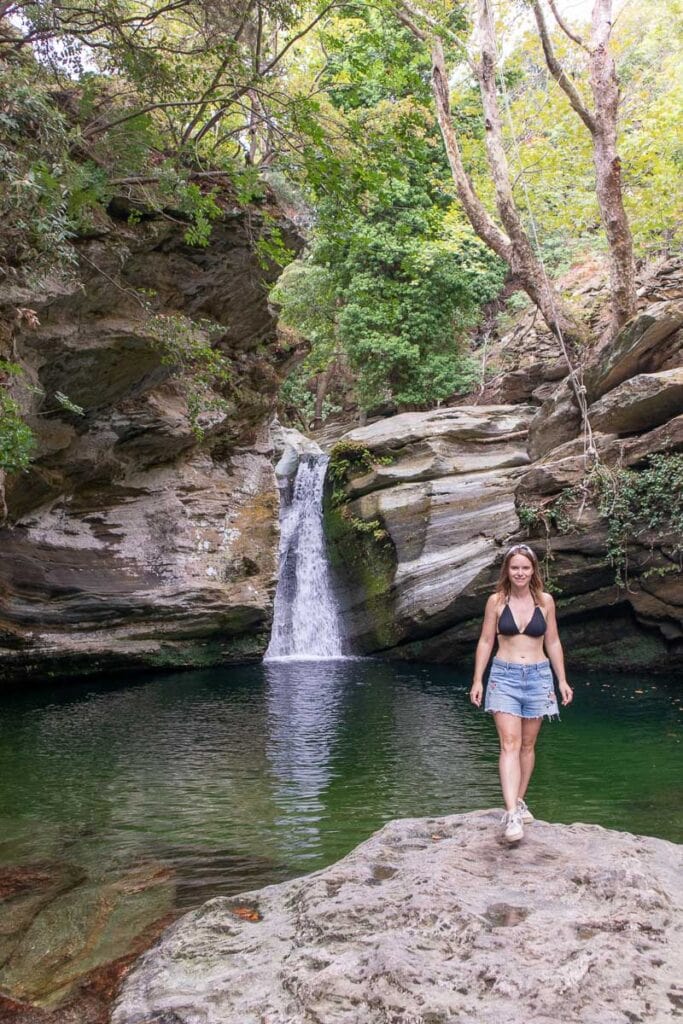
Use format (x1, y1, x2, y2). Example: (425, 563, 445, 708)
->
(469, 543, 573, 843)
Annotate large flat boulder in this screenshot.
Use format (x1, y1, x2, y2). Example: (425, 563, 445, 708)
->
(586, 300, 683, 401)
(587, 369, 683, 435)
(112, 811, 682, 1024)
(326, 407, 534, 651)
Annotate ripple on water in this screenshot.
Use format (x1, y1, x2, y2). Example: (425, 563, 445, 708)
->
(0, 660, 680, 1006)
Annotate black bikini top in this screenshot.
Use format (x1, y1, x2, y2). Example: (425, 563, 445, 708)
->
(497, 601, 547, 638)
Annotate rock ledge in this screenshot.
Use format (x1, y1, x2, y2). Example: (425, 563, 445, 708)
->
(113, 811, 682, 1024)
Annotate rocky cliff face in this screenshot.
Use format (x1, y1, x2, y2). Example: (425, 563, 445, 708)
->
(112, 811, 682, 1024)
(326, 295, 682, 670)
(0, 196, 301, 684)
(325, 406, 535, 654)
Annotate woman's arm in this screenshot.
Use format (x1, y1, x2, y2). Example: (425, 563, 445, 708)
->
(543, 593, 573, 706)
(470, 594, 499, 707)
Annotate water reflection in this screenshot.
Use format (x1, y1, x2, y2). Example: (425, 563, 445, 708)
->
(264, 659, 347, 859)
(1, 660, 679, 1010)
(0, 661, 680, 882)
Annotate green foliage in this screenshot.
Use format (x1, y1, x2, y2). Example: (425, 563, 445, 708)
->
(341, 509, 390, 546)
(146, 312, 232, 438)
(0, 360, 35, 472)
(0, 64, 82, 275)
(327, 439, 393, 504)
(592, 454, 683, 587)
(518, 454, 683, 589)
(176, 185, 223, 248)
(54, 391, 85, 416)
(273, 8, 505, 413)
(0, 392, 35, 473)
(254, 217, 296, 270)
(278, 366, 341, 428)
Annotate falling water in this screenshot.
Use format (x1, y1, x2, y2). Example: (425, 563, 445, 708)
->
(265, 454, 344, 660)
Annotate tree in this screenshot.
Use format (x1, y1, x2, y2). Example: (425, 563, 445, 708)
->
(0, 0, 346, 193)
(531, 0, 637, 333)
(398, 0, 585, 353)
(271, 10, 506, 414)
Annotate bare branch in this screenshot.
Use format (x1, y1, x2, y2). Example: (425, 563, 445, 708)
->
(107, 169, 236, 186)
(180, 47, 236, 145)
(396, 6, 426, 42)
(400, 0, 470, 58)
(547, 0, 588, 50)
(430, 36, 511, 262)
(191, 3, 341, 146)
(531, 1, 596, 133)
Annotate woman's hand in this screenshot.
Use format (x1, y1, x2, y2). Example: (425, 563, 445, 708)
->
(470, 681, 483, 707)
(559, 681, 574, 706)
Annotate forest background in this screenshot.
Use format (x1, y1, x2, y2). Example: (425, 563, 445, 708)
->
(0, 0, 681, 463)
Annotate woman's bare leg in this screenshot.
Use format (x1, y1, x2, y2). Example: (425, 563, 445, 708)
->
(493, 712, 522, 812)
(519, 716, 543, 800)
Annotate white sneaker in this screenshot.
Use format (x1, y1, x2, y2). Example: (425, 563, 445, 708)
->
(502, 809, 524, 843)
(517, 798, 534, 823)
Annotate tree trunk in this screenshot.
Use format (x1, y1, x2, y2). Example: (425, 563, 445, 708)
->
(531, 0, 637, 334)
(402, 3, 585, 347)
(312, 362, 335, 430)
(430, 38, 511, 265)
(589, 0, 637, 332)
(473, 0, 583, 345)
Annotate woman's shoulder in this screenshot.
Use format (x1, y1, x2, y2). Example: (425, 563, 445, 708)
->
(486, 592, 504, 612)
(539, 591, 556, 610)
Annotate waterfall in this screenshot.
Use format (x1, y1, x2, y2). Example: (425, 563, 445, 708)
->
(265, 454, 344, 660)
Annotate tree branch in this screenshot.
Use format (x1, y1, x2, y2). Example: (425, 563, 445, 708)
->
(547, 0, 588, 50)
(430, 36, 511, 263)
(531, 1, 596, 133)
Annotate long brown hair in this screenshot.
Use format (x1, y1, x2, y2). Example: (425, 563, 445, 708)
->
(495, 544, 545, 605)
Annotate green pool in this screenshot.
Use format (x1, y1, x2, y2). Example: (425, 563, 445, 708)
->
(0, 659, 680, 1007)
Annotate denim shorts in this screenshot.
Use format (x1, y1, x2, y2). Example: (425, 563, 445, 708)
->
(484, 658, 559, 720)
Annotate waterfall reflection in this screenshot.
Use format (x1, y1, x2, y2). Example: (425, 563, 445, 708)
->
(264, 660, 346, 858)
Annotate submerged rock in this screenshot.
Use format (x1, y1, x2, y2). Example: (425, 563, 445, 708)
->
(112, 811, 682, 1024)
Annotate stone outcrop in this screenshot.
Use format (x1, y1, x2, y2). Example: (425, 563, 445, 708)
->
(112, 811, 683, 1024)
(586, 299, 683, 400)
(587, 368, 683, 435)
(326, 299, 682, 668)
(324, 406, 534, 653)
(0, 195, 301, 684)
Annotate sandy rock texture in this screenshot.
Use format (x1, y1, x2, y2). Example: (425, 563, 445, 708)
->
(112, 811, 683, 1024)
(0, 195, 301, 684)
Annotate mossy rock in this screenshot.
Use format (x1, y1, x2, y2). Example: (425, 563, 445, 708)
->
(323, 479, 398, 651)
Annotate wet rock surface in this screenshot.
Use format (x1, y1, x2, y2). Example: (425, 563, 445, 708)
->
(0, 859, 177, 1024)
(112, 811, 683, 1024)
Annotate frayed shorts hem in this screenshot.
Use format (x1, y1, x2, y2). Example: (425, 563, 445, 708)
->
(485, 708, 560, 722)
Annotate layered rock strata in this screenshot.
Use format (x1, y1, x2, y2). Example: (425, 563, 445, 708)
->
(324, 406, 534, 653)
(112, 811, 683, 1024)
(0, 197, 300, 684)
(326, 300, 682, 668)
